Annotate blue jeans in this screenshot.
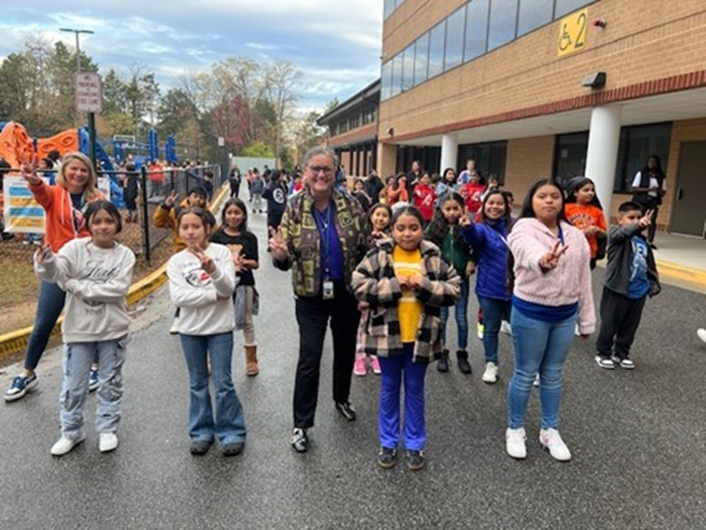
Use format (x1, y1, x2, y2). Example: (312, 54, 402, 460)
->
(478, 296, 512, 364)
(378, 343, 428, 451)
(507, 309, 576, 430)
(25, 281, 66, 371)
(440, 277, 469, 350)
(180, 333, 247, 444)
(59, 336, 128, 438)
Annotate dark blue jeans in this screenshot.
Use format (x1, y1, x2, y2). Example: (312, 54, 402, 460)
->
(25, 281, 66, 371)
(440, 277, 469, 350)
(478, 296, 512, 364)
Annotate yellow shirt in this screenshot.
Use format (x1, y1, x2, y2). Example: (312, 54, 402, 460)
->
(393, 246, 424, 343)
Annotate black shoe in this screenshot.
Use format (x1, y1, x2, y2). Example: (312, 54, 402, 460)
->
(405, 449, 425, 471)
(190, 439, 213, 455)
(456, 350, 472, 374)
(377, 446, 398, 469)
(649, 243, 658, 250)
(221, 441, 244, 456)
(437, 349, 450, 373)
(335, 401, 357, 421)
(291, 428, 309, 453)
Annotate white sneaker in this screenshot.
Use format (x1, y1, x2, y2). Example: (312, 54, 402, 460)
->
(697, 328, 706, 344)
(539, 428, 572, 461)
(169, 316, 180, 335)
(505, 428, 527, 459)
(99, 432, 119, 453)
(500, 321, 512, 335)
(533, 373, 540, 387)
(50, 435, 85, 456)
(477, 322, 484, 339)
(482, 362, 498, 384)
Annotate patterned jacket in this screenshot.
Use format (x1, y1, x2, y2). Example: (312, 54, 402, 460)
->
(351, 239, 461, 363)
(274, 187, 367, 297)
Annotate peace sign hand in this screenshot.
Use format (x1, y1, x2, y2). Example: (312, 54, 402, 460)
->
(21, 154, 41, 185)
(539, 240, 568, 270)
(268, 227, 289, 261)
(165, 190, 179, 207)
(190, 247, 216, 274)
(639, 209, 654, 229)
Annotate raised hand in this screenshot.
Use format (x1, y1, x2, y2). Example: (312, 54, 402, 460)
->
(539, 240, 568, 270)
(35, 243, 52, 264)
(20, 154, 41, 185)
(268, 227, 288, 260)
(165, 190, 179, 207)
(190, 247, 216, 274)
(639, 209, 654, 229)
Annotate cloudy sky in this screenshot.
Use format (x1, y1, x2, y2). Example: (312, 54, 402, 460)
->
(1, 1, 383, 112)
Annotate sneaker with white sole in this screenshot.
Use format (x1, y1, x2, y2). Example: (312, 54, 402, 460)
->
(611, 355, 635, 370)
(50, 434, 85, 456)
(482, 362, 498, 384)
(698, 328, 706, 344)
(500, 321, 512, 335)
(595, 355, 615, 369)
(506, 428, 527, 459)
(88, 369, 100, 392)
(169, 317, 180, 335)
(353, 356, 367, 376)
(4, 374, 39, 402)
(99, 433, 119, 453)
(533, 373, 540, 387)
(477, 322, 485, 339)
(539, 428, 571, 461)
(371, 356, 381, 375)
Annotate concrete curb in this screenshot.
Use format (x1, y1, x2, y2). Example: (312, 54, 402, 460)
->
(654, 258, 706, 293)
(0, 186, 230, 362)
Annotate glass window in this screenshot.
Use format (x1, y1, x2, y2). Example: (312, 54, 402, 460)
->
(391, 54, 403, 98)
(444, 6, 466, 72)
(457, 141, 507, 182)
(614, 123, 672, 193)
(517, 0, 553, 36)
(554, 0, 592, 19)
(413, 33, 429, 86)
(428, 21, 446, 79)
(381, 61, 393, 101)
(384, 0, 396, 19)
(401, 43, 415, 92)
(554, 132, 588, 184)
(464, 0, 489, 62)
(488, 0, 518, 51)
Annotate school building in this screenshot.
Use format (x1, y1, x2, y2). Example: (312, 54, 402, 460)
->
(318, 0, 706, 237)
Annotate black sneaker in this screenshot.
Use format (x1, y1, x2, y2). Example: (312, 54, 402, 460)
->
(377, 446, 398, 469)
(456, 350, 472, 374)
(437, 349, 450, 373)
(335, 401, 357, 421)
(291, 428, 309, 453)
(190, 439, 213, 455)
(405, 449, 425, 471)
(612, 355, 635, 370)
(595, 355, 615, 369)
(221, 441, 245, 456)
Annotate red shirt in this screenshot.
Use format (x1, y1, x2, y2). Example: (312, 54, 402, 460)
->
(463, 183, 485, 214)
(413, 184, 436, 221)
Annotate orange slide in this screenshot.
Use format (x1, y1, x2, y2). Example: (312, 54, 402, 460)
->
(0, 121, 79, 169)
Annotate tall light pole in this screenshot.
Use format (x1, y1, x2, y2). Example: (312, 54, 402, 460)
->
(60, 27, 94, 127)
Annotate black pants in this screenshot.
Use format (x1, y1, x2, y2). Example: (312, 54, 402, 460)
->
(595, 287, 646, 360)
(293, 282, 359, 429)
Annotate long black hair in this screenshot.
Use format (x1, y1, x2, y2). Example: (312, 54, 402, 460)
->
(479, 189, 512, 226)
(219, 197, 250, 233)
(518, 178, 567, 223)
(564, 176, 603, 209)
(424, 191, 469, 252)
(85, 200, 122, 234)
(642, 154, 665, 179)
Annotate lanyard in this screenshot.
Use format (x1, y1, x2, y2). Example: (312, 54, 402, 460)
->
(313, 204, 334, 279)
(557, 224, 565, 245)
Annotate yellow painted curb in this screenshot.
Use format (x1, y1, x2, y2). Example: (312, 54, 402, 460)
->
(654, 259, 706, 290)
(0, 185, 230, 361)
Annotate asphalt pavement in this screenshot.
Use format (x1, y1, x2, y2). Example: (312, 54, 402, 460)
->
(2, 211, 706, 530)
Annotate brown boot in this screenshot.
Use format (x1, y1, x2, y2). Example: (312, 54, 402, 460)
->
(245, 345, 259, 376)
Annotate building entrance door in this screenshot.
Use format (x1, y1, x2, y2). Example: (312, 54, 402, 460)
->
(671, 141, 706, 237)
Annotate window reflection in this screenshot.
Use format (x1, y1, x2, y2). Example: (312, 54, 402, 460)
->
(428, 21, 446, 79)
(414, 33, 429, 86)
(465, 0, 489, 62)
(488, 0, 518, 51)
(444, 6, 466, 71)
(518, 0, 553, 36)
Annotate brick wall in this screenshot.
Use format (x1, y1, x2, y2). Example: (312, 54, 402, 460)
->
(505, 136, 556, 204)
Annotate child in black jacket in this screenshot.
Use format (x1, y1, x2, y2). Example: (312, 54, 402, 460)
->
(595, 201, 660, 370)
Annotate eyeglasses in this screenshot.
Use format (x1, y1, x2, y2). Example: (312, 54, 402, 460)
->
(308, 166, 333, 174)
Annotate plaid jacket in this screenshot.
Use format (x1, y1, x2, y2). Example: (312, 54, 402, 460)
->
(351, 239, 461, 363)
(274, 188, 367, 297)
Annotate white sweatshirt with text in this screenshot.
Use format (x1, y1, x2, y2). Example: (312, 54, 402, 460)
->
(34, 237, 136, 343)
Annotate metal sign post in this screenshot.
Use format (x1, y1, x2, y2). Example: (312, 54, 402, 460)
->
(75, 72, 103, 170)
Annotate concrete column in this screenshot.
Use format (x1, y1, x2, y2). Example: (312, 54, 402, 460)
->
(440, 133, 459, 174)
(377, 142, 397, 178)
(585, 105, 622, 217)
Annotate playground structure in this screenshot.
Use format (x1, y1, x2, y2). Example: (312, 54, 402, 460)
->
(0, 121, 177, 206)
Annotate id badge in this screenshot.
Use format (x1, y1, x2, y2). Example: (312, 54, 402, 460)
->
(322, 280, 335, 300)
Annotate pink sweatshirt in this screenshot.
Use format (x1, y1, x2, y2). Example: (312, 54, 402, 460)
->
(508, 218, 595, 335)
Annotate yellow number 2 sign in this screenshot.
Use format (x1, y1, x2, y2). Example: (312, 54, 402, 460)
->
(558, 8, 588, 57)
